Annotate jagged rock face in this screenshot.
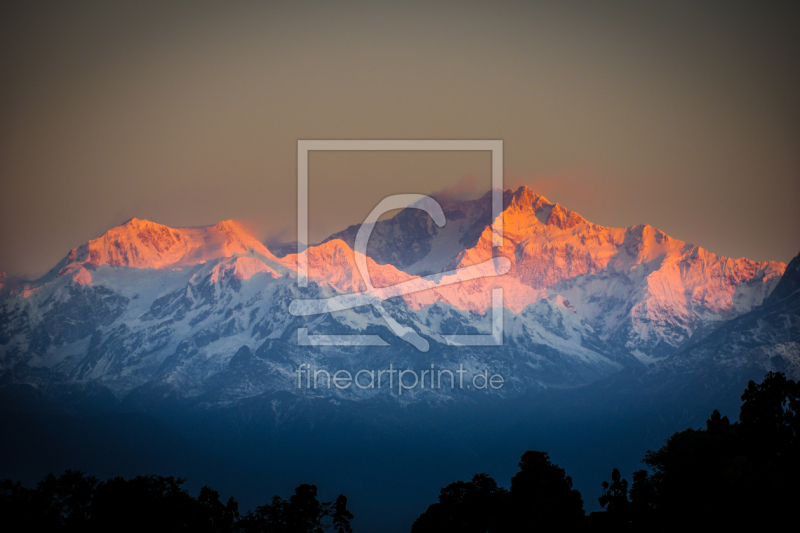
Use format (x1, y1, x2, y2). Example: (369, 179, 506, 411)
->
(321, 191, 501, 274)
(0, 189, 793, 408)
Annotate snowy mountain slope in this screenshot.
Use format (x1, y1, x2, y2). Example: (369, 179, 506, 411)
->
(0, 191, 791, 408)
(0, 231, 630, 401)
(328, 186, 783, 360)
(662, 252, 800, 379)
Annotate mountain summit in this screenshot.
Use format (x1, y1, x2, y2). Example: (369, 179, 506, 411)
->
(504, 186, 586, 229)
(52, 218, 285, 274)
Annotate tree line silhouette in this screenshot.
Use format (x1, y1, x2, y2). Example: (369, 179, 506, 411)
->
(0, 472, 352, 533)
(412, 371, 800, 531)
(2, 371, 797, 531)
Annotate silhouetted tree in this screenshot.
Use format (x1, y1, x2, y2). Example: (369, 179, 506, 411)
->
(288, 484, 324, 532)
(89, 474, 198, 532)
(0, 470, 98, 532)
(596, 372, 800, 528)
(197, 486, 239, 532)
(414, 451, 584, 531)
(236, 483, 353, 533)
(587, 467, 630, 527)
(506, 450, 585, 529)
(331, 495, 353, 533)
(411, 473, 508, 533)
(626, 469, 656, 524)
(736, 371, 799, 517)
(0, 479, 30, 532)
(0, 472, 350, 533)
(237, 494, 286, 532)
(33, 470, 98, 531)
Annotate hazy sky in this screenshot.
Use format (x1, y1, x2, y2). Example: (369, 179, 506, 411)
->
(1, 0, 798, 278)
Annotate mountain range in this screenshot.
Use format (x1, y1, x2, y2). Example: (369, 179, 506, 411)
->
(0, 186, 794, 408)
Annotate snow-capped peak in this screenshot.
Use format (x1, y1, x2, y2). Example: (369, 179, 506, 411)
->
(55, 218, 282, 272)
(504, 186, 586, 229)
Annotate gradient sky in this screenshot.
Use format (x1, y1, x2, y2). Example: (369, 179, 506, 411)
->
(1, 0, 798, 278)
